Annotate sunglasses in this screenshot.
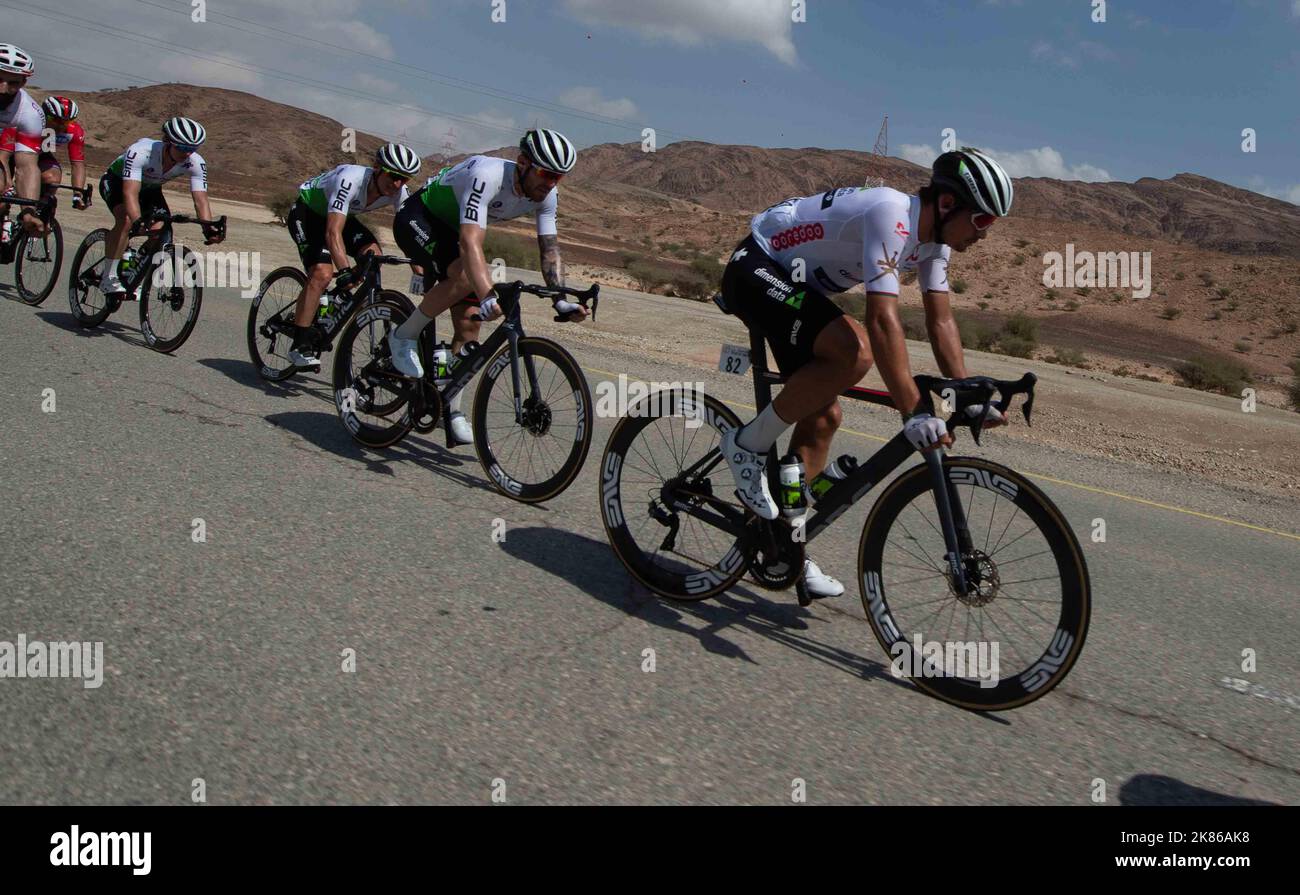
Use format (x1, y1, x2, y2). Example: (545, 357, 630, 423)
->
(380, 169, 410, 184)
(971, 211, 997, 231)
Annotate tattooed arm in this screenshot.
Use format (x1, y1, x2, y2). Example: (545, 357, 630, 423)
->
(538, 234, 564, 288)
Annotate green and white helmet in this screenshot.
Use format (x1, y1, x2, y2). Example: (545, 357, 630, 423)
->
(376, 142, 421, 177)
(930, 147, 1013, 217)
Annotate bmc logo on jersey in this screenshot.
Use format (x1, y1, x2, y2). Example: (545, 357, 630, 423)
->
(770, 223, 824, 251)
(465, 178, 487, 222)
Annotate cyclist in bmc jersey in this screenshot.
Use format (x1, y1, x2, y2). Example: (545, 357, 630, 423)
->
(717, 147, 1015, 598)
(98, 117, 224, 296)
(388, 128, 586, 445)
(0, 45, 47, 237)
(1, 96, 89, 210)
(283, 142, 420, 371)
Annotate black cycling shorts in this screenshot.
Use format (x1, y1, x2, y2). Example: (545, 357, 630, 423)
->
(286, 199, 379, 269)
(720, 233, 845, 374)
(393, 191, 462, 283)
(98, 172, 168, 218)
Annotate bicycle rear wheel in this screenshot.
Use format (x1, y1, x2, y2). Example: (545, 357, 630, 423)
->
(333, 294, 418, 448)
(857, 456, 1091, 711)
(471, 336, 593, 503)
(67, 228, 114, 328)
(140, 245, 202, 352)
(599, 389, 748, 600)
(247, 266, 307, 381)
(14, 218, 62, 305)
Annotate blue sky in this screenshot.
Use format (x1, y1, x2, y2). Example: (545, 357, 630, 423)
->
(18, 0, 1300, 203)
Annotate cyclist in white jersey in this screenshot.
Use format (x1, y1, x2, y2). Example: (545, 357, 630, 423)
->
(282, 142, 420, 370)
(388, 128, 587, 445)
(0, 44, 46, 236)
(717, 147, 1014, 598)
(97, 117, 224, 296)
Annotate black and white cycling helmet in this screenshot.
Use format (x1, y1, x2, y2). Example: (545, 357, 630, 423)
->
(519, 128, 577, 174)
(43, 96, 79, 121)
(0, 44, 35, 76)
(930, 147, 1013, 217)
(162, 116, 206, 148)
(375, 142, 421, 177)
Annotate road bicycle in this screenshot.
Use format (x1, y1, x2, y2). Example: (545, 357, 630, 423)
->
(597, 292, 1091, 711)
(2, 185, 90, 305)
(68, 207, 227, 352)
(333, 276, 599, 504)
(247, 252, 416, 381)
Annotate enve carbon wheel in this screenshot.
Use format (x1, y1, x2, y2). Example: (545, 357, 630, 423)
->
(598, 389, 748, 600)
(140, 244, 202, 353)
(333, 294, 417, 448)
(857, 456, 1091, 711)
(247, 266, 308, 381)
(471, 336, 592, 503)
(67, 228, 114, 328)
(14, 218, 63, 305)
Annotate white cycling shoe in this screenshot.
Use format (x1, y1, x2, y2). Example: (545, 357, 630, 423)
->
(802, 559, 844, 599)
(449, 411, 473, 446)
(99, 271, 125, 296)
(386, 332, 424, 378)
(287, 347, 321, 372)
(720, 426, 778, 520)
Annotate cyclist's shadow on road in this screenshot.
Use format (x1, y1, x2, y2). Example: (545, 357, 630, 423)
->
(1119, 774, 1278, 806)
(32, 308, 149, 349)
(199, 357, 337, 405)
(498, 525, 917, 697)
(261, 408, 498, 496)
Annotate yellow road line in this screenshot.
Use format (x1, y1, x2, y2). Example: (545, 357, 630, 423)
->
(585, 365, 1300, 542)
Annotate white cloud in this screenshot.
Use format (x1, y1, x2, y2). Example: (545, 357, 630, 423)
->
(562, 0, 797, 65)
(899, 143, 1112, 182)
(1031, 40, 1078, 69)
(356, 72, 399, 95)
(1294, 0, 1300, 17)
(558, 87, 639, 121)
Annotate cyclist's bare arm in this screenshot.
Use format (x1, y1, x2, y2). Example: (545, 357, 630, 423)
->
(538, 233, 564, 288)
(11, 150, 38, 201)
(70, 159, 86, 192)
(864, 291, 925, 416)
(323, 211, 351, 270)
(922, 289, 968, 380)
(458, 222, 495, 299)
(121, 178, 143, 224)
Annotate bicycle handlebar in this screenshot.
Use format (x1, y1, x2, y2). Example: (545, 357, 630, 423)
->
(129, 209, 227, 241)
(486, 279, 600, 322)
(914, 372, 1037, 446)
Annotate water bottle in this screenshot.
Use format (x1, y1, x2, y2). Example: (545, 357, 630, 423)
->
(447, 341, 479, 375)
(778, 453, 808, 522)
(317, 292, 332, 320)
(118, 247, 138, 277)
(431, 342, 452, 387)
(808, 454, 859, 503)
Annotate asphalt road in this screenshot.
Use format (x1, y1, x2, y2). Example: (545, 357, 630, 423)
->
(1, 211, 1297, 805)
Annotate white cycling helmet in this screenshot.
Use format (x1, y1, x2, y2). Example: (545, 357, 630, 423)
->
(162, 116, 206, 148)
(930, 147, 1013, 217)
(519, 128, 577, 174)
(375, 142, 421, 177)
(43, 96, 78, 121)
(0, 44, 35, 76)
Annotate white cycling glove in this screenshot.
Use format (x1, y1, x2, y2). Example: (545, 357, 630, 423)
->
(903, 412, 948, 451)
(554, 299, 582, 318)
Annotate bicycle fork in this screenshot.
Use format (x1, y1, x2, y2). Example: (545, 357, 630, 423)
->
(923, 450, 976, 597)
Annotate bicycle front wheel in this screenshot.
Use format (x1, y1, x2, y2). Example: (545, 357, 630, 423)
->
(857, 456, 1091, 711)
(14, 218, 63, 305)
(139, 245, 202, 353)
(471, 336, 592, 503)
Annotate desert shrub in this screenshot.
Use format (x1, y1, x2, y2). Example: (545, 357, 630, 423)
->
(1175, 355, 1250, 395)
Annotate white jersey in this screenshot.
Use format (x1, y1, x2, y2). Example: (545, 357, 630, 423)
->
(0, 88, 45, 153)
(750, 187, 950, 296)
(417, 155, 557, 236)
(298, 164, 409, 217)
(109, 138, 208, 192)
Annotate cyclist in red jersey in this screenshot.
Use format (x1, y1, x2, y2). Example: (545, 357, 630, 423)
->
(0, 96, 88, 210)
